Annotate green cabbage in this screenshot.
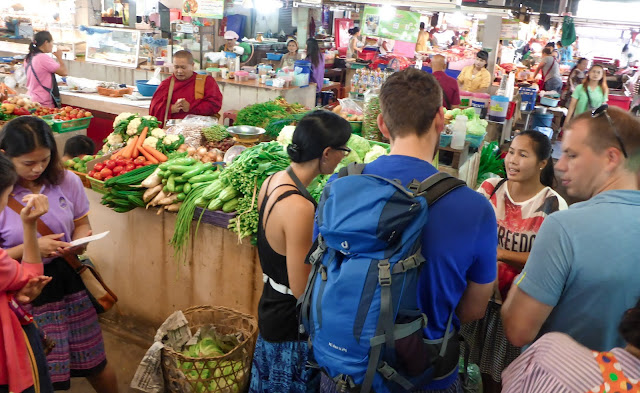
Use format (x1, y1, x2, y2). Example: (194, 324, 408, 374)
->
(467, 118, 488, 136)
(364, 145, 388, 163)
(346, 134, 371, 161)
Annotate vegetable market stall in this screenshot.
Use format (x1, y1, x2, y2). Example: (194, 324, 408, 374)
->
(85, 189, 264, 327)
(214, 77, 316, 116)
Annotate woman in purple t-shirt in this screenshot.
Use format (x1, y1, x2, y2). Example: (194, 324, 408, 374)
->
(306, 38, 325, 94)
(0, 117, 119, 393)
(25, 31, 67, 108)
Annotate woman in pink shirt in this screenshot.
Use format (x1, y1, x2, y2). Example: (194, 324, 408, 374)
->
(0, 153, 54, 393)
(25, 31, 67, 108)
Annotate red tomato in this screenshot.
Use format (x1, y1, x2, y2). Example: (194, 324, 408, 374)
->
(133, 156, 146, 166)
(125, 164, 135, 171)
(64, 106, 73, 112)
(119, 169, 128, 175)
(105, 160, 116, 169)
(94, 163, 104, 171)
(115, 158, 126, 167)
(100, 168, 113, 178)
(144, 161, 153, 166)
(84, 111, 92, 118)
(104, 175, 114, 180)
(87, 170, 96, 177)
(112, 166, 124, 175)
(93, 173, 103, 180)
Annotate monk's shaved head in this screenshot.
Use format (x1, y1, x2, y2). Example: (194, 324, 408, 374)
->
(432, 55, 446, 72)
(173, 50, 194, 64)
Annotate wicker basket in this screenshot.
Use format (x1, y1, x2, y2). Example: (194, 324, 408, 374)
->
(161, 306, 258, 393)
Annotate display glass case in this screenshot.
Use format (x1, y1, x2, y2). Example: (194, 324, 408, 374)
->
(85, 27, 140, 68)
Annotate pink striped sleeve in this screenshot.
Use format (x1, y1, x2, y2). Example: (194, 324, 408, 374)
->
(0, 249, 43, 292)
(502, 332, 604, 393)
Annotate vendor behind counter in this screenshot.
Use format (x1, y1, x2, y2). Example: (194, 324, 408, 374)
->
(149, 50, 222, 127)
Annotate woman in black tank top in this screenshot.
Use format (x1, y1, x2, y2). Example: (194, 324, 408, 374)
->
(249, 110, 352, 393)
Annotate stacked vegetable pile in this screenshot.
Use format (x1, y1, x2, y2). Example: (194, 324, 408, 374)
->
(143, 156, 221, 212)
(175, 326, 247, 393)
(102, 113, 184, 156)
(64, 155, 95, 174)
(100, 165, 159, 213)
(235, 97, 308, 138)
(88, 156, 153, 181)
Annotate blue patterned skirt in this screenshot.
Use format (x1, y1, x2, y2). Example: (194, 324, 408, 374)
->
(249, 334, 319, 393)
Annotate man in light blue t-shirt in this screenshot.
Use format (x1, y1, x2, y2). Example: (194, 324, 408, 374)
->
(502, 105, 640, 352)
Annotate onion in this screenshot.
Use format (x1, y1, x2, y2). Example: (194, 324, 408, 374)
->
(201, 156, 212, 163)
(197, 146, 208, 156)
(186, 146, 196, 155)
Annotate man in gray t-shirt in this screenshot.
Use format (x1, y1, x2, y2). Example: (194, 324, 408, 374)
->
(501, 106, 640, 351)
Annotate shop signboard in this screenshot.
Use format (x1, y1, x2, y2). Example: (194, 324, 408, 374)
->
(182, 0, 224, 19)
(500, 19, 520, 41)
(361, 6, 421, 43)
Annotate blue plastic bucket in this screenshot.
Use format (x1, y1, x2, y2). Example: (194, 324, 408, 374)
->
(135, 80, 159, 97)
(532, 112, 554, 129)
(294, 60, 311, 87)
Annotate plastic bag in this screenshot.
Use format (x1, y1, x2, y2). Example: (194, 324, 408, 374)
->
(362, 89, 382, 141)
(337, 98, 364, 117)
(459, 356, 483, 393)
(165, 115, 219, 148)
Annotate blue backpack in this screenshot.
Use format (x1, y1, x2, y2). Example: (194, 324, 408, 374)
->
(300, 163, 466, 393)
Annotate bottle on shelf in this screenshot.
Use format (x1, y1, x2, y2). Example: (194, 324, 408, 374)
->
(450, 115, 468, 150)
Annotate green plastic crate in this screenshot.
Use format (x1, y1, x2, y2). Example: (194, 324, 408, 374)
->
(41, 114, 93, 133)
(88, 177, 109, 195)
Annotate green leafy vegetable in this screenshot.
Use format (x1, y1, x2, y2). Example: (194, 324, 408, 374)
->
(477, 142, 506, 185)
(202, 124, 229, 142)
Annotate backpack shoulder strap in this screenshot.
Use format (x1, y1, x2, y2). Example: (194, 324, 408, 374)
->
(410, 172, 466, 206)
(194, 74, 206, 100)
(338, 162, 366, 178)
(489, 178, 507, 198)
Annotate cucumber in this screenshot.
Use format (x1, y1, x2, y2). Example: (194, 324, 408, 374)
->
(218, 185, 239, 202)
(222, 198, 239, 213)
(183, 183, 192, 194)
(207, 198, 224, 211)
(167, 175, 176, 192)
(175, 184, 184, 193)
(183, 162, 213, 179)
(168, 165, 195, 174)
(202, 180, 224, 200)
(176, 193, 186, 202)
(169, 157, 196, 166)
(195, 196, 208, 208)
(189, 172, 218, 184)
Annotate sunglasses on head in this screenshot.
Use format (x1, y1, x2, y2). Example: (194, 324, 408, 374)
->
(591, 104, 628, 158)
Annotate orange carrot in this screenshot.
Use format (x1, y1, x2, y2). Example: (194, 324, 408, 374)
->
(133, 127, 148, 158)
(137, 145, 159, 164)
(122, 136, 138, 159)
(144, 145, 168, 162)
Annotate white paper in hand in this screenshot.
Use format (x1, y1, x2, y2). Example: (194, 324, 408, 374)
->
(69, 231, 110, 247)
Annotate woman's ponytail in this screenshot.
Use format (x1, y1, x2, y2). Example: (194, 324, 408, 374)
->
(26, 31, 53, 63)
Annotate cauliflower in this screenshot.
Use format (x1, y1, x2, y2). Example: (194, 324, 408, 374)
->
(113, 112, 136, 128)
(163, 134, 181, 145)
(151, 128, 166, 139)
(276, 126, 296, 146)
(102, 144, 110, 154)
(126, 118, 143, 136)
(143, 136, 159, 149)
(142, 115, 157, 121)
(106, 133, 123, 146)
